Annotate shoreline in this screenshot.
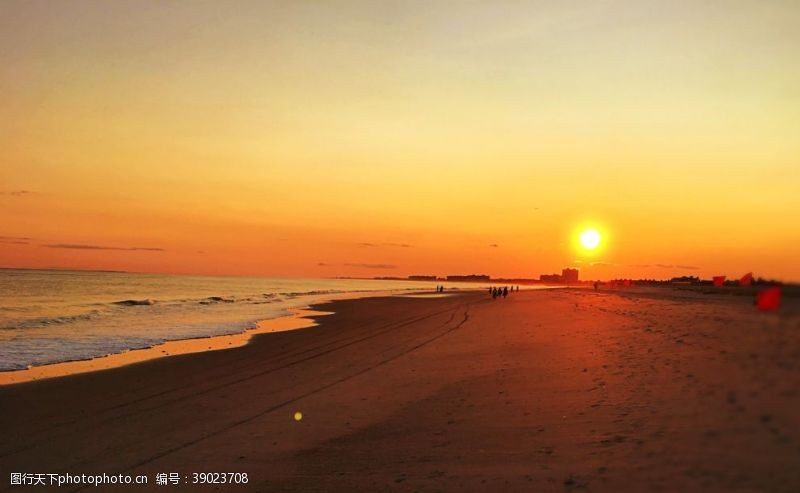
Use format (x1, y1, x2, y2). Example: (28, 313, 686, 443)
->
(1, 284, 785, 387)
(0, 307, 332, 386)
(0, 289, 484, 386)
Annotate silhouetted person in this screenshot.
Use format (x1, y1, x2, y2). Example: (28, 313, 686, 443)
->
(503, 286, 508, 298)
(492, 288, 497, 299)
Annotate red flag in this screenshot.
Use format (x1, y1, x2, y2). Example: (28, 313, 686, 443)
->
(713, 276, 726, 287)
(756, 286, 781, 311)
(739, 272, 753, 286)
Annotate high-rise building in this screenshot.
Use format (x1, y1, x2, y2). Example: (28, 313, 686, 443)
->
(539, 274, 562, 283)
(561, 268, 579, 284)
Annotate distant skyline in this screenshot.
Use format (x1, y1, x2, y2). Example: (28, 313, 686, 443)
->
(1, 1, 799, 281)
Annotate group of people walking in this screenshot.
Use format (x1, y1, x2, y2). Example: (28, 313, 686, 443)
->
(489, 285, 519, 299)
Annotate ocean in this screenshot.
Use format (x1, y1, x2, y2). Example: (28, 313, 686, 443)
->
(0, 269, 495, 371)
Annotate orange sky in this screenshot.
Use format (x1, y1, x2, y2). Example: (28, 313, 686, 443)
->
(1, 1, 799, 281)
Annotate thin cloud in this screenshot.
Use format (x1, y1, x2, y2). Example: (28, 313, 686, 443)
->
(489, 244, 499, 248)
(0, 236, 32, 245)
(318, 261, 397, 269)
(44, 244, 164, 252)
(358, 242, 412, 248)
(654, 263, 700, 270)
(0, 190, 34, 197)
(572, 260, 617, 267)
(344, 262, 397, 269)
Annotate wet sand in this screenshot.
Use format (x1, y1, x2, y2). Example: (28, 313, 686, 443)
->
(1, 288, 799, 492)
(0, 308, 329, 385)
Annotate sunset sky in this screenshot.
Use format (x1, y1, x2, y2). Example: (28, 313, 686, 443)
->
(1, 1, 799, 280)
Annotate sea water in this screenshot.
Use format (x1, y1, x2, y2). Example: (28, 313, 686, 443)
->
(0, 269, 486, 371)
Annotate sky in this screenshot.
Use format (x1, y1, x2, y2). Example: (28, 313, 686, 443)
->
(1, 0, 799, 280)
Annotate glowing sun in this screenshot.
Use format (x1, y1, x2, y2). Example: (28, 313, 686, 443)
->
(579, 229, 601, 250)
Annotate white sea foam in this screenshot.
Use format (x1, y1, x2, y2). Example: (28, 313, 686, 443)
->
(0, 269, 490, 371)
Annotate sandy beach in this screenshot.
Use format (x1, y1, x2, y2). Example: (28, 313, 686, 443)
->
(4, 2, 799, 491)
(2, 288, 799, 492)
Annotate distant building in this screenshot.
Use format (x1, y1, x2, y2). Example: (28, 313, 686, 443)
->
(408, 275, 437, 281)
(670, 275, 699, 285)
(539, 274, 562, 283)
(562, 268, 579, 284)
(446, 274, 490, 282)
